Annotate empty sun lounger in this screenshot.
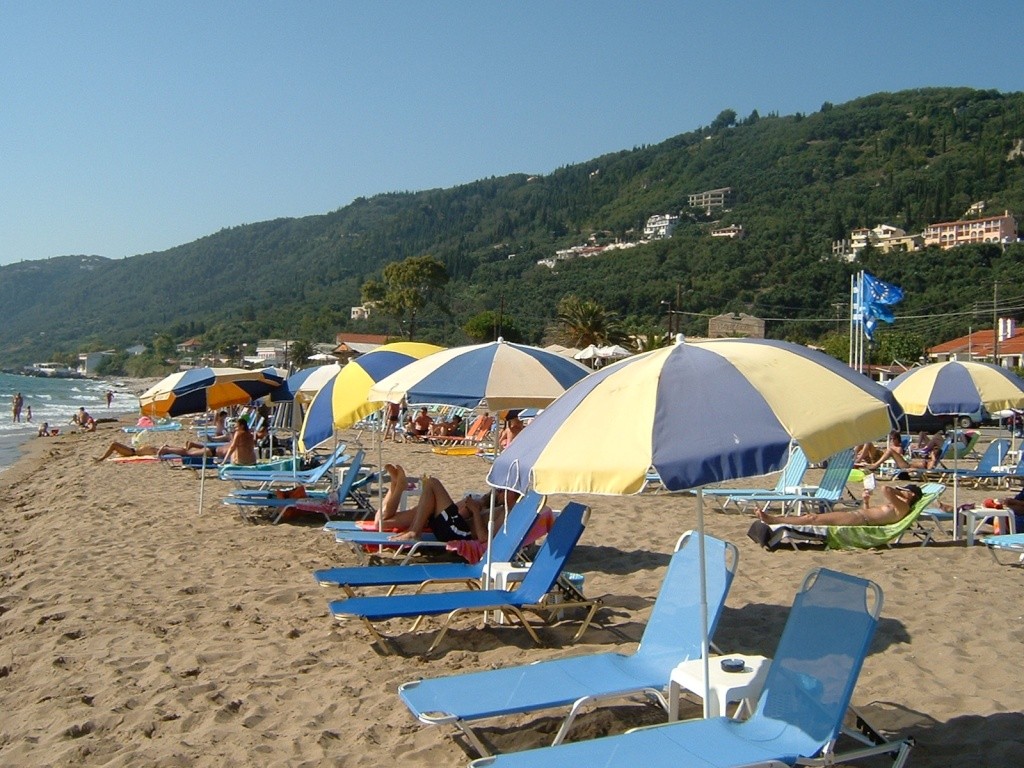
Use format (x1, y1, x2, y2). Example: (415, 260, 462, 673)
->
(722, 448, 855, 513)
(703, 445, 810, 511)
(327, 502, 595, 654)
(983, 532, 1024, 565)
(467, 568, 912, 768)
(398, 532, 738, 757)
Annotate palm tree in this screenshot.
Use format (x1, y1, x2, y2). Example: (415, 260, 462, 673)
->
(555, 295, 625, 348)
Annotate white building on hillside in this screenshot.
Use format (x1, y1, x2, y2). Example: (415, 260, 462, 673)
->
(643, 214, 679, 240)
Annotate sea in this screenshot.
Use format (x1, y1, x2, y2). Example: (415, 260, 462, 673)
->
(0, 372, 140, 473)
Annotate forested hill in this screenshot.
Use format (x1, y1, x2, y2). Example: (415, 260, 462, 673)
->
(3, 87, 1024, 366)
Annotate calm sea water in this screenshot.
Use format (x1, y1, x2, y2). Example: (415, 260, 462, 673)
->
(0, 372, 138, 472)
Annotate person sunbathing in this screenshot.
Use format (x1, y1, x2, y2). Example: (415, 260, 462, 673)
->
(158, 419, 257, 465)
(862, 432, 941, 471)
(855, 430, 902, 468)
(757, 484, 923, 528)
(377, 464, 509, 542)
(95, 441, 162, 461)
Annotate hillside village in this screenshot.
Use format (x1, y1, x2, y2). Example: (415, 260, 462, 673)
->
(538, 184, 1019, 271)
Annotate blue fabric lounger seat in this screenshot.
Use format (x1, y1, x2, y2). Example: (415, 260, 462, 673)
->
(328, 502, 594, 654)
(312, 491, 544, 593)
(703, 446, 810, 510)
(222, 451, 368, 523)
(398, 532, 738, 757)
(466, 568, 913, 768)
(218, 443, 348, 484)
(983, 532, 1024, 565)
(721, 448, 856, 513)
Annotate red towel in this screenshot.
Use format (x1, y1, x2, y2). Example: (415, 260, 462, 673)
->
(445, 507, 556, 564)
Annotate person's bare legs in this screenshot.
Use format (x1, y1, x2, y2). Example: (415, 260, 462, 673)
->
(157, 445, 192, 457)
(376, 464, 408, 525)
(757, 508, 867, 527)
(863, 448, 910, 471)
(95, 441, 136, 461)
(391, 475, 456, 540)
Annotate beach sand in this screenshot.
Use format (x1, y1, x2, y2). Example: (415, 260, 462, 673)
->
(1, 422, 1022, 766)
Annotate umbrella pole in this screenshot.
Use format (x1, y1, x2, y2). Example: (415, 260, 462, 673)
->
(199, 450, 206, 515)
(377, 420, 384, 532)
(697, 488, 710, 719)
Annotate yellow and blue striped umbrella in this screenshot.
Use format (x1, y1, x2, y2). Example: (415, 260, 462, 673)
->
(139, 366, 285, 418)
(299, 342, 443, 451)
(271, 363, 342, 405)
(887, 360, 1024, 417)
(488, 338, 904, 496)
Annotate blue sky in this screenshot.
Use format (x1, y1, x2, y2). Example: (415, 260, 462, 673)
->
(1, 1, 1020, 266)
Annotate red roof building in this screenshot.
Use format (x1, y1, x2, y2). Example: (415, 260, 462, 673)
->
(927, 319, 1024, 368)
(332, 332, 393, 360)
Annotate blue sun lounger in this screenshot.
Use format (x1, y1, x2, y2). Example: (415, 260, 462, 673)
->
(931, 438, 1010, 482)
(983, 532, 1024, 565)
(223, 451, 369, 523)
(468, 568, 912, 768)
(328, 502, 594, 654)
(722, 448, 856, 513)
(398, 532, 738, 756)
(703, 445, 810, 511)
(217, 443, 349, 485)
(313, 491, 544, 593)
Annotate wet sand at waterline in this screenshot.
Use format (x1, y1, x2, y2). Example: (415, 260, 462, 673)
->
(1, 421, 1022, 766)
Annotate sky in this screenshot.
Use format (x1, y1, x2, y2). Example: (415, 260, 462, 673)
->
(1, 1, 1021, 266)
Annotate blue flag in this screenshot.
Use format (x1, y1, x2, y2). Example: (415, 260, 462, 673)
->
(860, 272, 903, 340)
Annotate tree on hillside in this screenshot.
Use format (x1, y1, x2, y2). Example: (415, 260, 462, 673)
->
(555, 295, 625, 347)
(463, 310, 523, 343)
(361, 255, 450, 340)
(287, 339, 314, 370)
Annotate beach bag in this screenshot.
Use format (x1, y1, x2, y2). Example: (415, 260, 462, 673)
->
(275, 485, 308, 500)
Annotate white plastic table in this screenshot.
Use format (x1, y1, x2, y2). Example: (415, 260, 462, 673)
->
(668, 654, 771, 720)
(482, 562, 530, 624)
(959, 505, 1017, 545)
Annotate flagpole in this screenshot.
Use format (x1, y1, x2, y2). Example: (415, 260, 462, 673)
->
(859, 270, 865, 373)
(849, 273, 856, 369)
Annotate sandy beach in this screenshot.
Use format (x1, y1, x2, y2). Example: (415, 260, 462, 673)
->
(1, 421, 1023, 767)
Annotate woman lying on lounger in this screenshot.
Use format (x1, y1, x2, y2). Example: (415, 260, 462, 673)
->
(757, 484, 923, 528)
(378, 463, 516, 542)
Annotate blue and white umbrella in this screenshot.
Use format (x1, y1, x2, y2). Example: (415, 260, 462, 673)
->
(887, 361, 1024, 417)
(367, 339, 591, 412)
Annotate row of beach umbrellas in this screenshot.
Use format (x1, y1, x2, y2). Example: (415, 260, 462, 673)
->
(135, 341, 1024, 715)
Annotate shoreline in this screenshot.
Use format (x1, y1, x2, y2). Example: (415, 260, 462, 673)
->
(0, 425, 1022, 765)
(0, 377, 160, 476)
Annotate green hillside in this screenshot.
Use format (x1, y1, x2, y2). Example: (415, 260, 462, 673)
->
(2, 86, 1023, 367)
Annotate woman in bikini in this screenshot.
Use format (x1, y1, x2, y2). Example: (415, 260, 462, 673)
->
(757, 484, 923, 528)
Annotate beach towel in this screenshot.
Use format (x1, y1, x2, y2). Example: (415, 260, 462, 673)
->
(445, 506, 555, 564)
